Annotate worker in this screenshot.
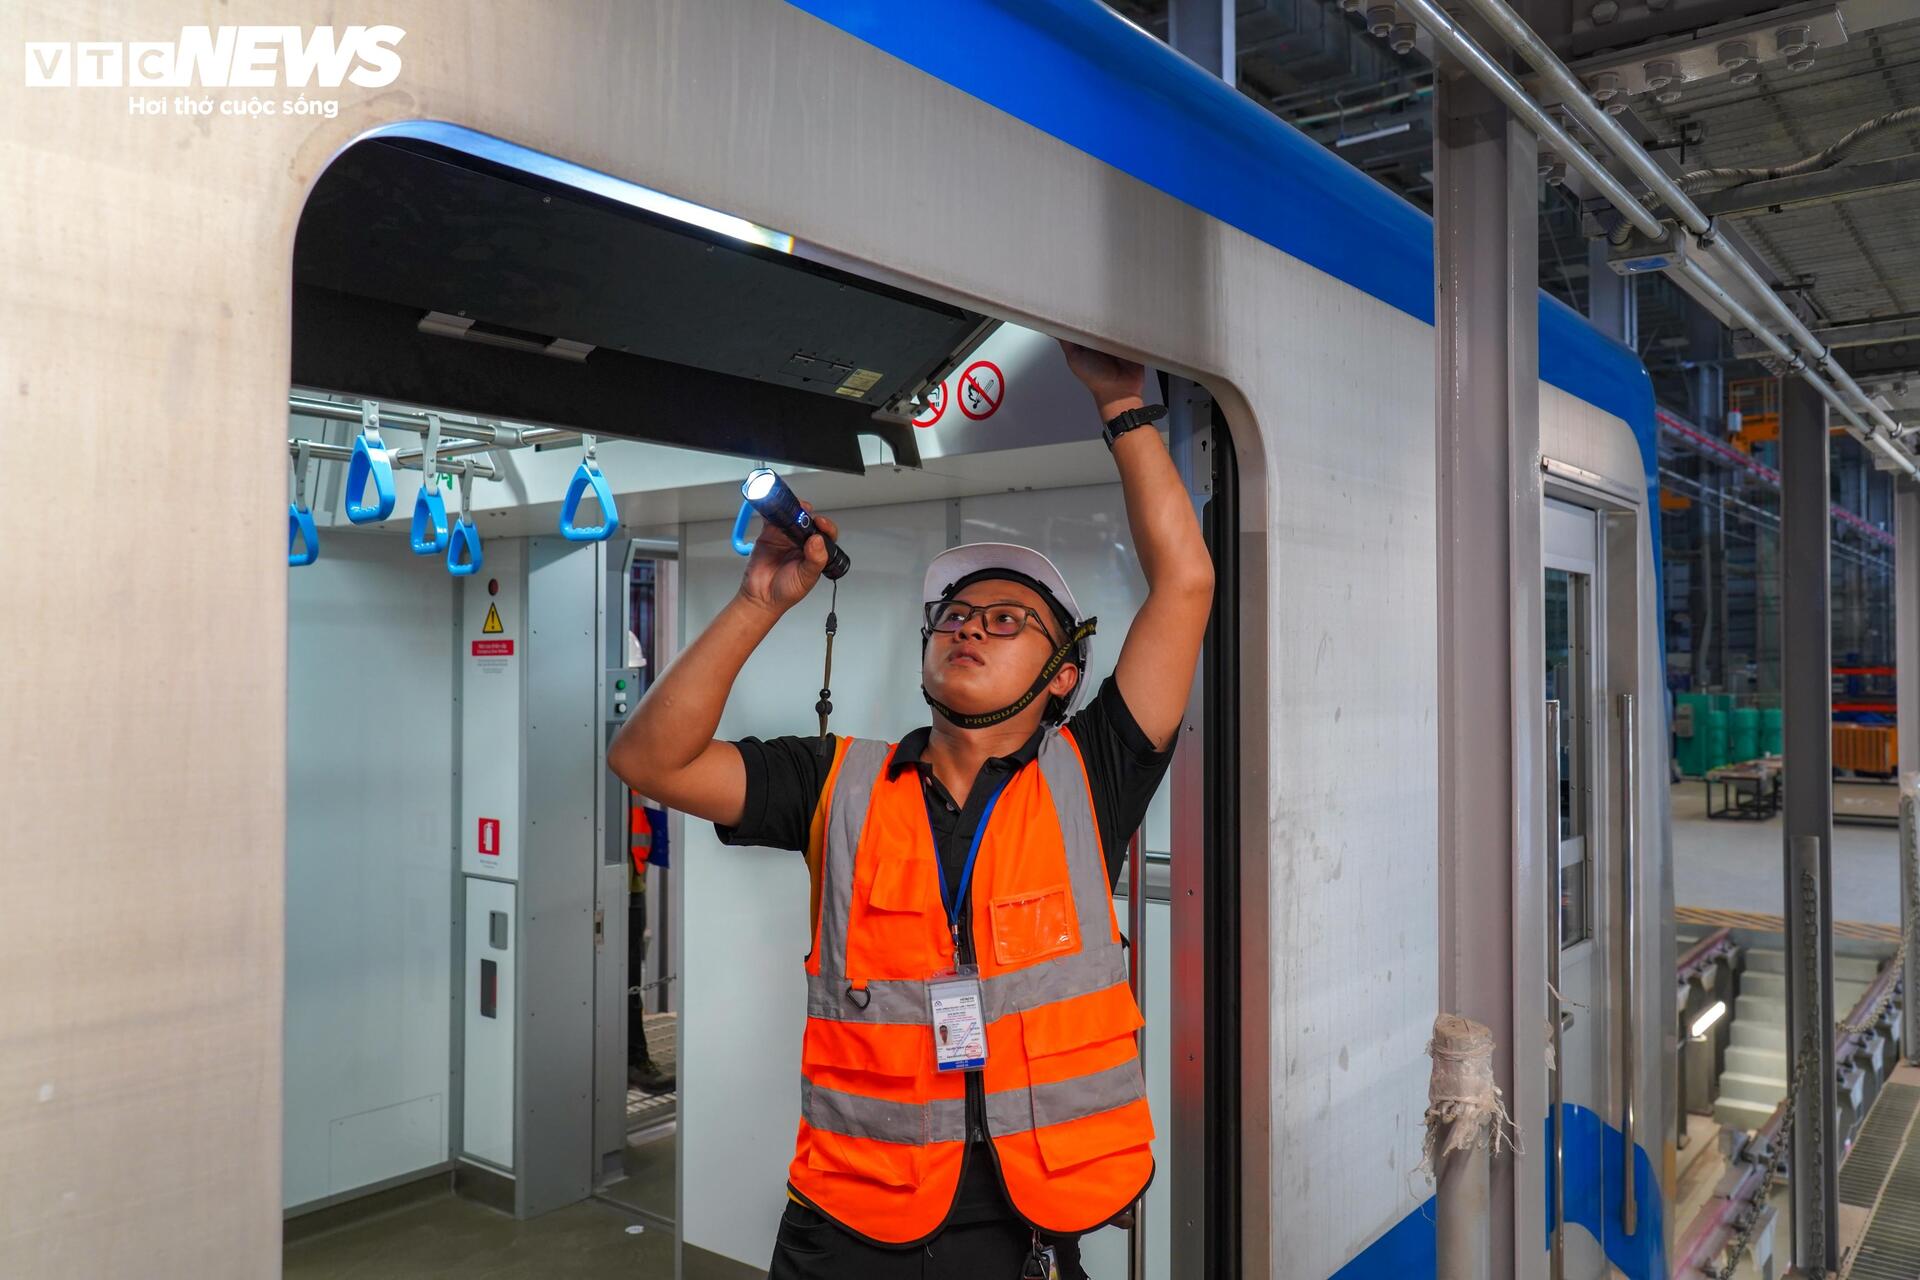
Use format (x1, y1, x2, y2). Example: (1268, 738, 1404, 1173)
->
(608, 341, 1215, 1278)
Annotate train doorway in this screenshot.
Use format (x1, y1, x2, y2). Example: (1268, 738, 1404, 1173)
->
(1546, 497, 1612, 1278)
(279, 124, 1241, 1279)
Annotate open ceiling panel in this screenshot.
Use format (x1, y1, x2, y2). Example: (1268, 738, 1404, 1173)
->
(293, 136, 998, 472)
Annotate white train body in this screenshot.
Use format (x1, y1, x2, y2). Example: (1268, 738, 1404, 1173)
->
(0, 2, 1669, 1277)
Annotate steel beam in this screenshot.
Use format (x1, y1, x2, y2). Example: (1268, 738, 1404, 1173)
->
(1694, 152, 1920, 220)
(1899, 482, 1920, 1064)
(1166, 0, 1235, 81)
(1781, 374, 1840, 1274)
(1433, 63, 1544, 1279)
(1834, 343, 1920, 383)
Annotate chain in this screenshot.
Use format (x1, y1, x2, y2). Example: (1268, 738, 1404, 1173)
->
(1706, 872, 1824, 1279)
(1705, 1030, 1819, 1280)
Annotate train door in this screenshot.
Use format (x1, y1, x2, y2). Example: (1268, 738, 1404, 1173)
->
(1545, 497, 1611, 1277)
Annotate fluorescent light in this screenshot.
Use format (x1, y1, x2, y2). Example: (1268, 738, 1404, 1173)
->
(1690, 1000, 1727, 1039)
(367, 121, 794, 254)
(1335, 122, 1414, 149)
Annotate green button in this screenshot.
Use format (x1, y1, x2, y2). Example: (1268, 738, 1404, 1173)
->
(615, 679, 627, 691)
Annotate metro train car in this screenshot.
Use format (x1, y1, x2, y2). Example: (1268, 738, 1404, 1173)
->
(1, 1, 1671, 1277)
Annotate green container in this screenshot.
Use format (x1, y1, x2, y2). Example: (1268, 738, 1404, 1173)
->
(1711, 692, 1736, 714)
(1760, 707, 1783, 756)
(1703, 709, 1730, 772)
(1729, 706, 1759, 763)
(1675, 693, 1712, 775)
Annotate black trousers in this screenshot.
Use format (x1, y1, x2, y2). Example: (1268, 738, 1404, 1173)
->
(769, 1200, 1091, 1280)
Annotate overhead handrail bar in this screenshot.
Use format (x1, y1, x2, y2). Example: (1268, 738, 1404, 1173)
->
(559, 434, 619, 542)
(288, 440, 318, 567)
(343, 400, 397, 524)
(287, 438, 500, 481)
(288, 392, 583, 456)
(448, 466, 483, 577)
(411, 412, 451, 555)
(1395, 0, 1919, 478)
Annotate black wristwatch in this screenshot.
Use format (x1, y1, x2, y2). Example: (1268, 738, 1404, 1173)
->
(1102, 402, 1168, 450)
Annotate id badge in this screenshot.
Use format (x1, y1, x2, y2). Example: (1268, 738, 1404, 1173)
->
(929, 966, 988, 1072)
(1021, 1244, 1058, 1279)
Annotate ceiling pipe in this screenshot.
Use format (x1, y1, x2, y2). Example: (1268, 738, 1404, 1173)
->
(1671, 260, 1916, 475)
(1395, 0, 1665, 239)
(1451, 0, 1915, 452)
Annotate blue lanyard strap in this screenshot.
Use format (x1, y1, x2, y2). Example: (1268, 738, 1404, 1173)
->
(937, 778, 1010, 933)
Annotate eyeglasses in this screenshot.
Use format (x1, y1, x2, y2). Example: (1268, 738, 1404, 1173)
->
(923, 599, 1058, 643)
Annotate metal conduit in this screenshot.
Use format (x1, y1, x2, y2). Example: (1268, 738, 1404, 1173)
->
(1395, 0, 1664, 240)
(1671, 260, 1916, 475)
(1449, 0, 1917, 456)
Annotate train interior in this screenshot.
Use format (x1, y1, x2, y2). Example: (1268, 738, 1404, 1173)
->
(278, 126, 1230, 1278)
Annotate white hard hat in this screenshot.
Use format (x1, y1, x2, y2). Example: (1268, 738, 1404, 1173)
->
(922, 542, 1093, 721)
(923, 543, 1086, 628)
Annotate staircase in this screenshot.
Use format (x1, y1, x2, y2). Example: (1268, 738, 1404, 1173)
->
(1712, 948, 1884, 1130)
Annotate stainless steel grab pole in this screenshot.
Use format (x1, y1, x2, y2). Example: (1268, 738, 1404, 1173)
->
(1545, 700, 1565, 1280)
(1618, 692, 1638, 1236)
(1127, 831, 1146, 1280)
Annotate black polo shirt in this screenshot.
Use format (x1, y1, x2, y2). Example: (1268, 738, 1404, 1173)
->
(718, 675, 1173, 1233)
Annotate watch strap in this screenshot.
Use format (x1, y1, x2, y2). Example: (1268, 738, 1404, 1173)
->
(1102, 403, 1168, 449)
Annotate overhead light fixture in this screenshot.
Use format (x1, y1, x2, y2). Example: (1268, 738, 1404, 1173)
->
(1690, 1000, 1727, 1039)
(1335, 122, 1414, 149)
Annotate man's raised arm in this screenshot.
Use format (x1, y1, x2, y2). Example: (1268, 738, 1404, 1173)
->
(1059, 341, 1216, 751)
(607, 508, 839, 827)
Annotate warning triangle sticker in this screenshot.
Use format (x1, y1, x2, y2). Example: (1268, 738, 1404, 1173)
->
(482, 603, 504, 635)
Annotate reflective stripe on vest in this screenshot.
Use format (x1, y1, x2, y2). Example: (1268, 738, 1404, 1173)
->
(787, 729, 1153, 1243)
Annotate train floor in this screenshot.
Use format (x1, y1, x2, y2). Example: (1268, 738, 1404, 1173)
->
(1670, 778, 1904, 927)
(284, 1189, 671, 1279)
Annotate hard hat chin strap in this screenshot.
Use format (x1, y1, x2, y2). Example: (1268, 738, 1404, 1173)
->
(921, 618, 1097, 730)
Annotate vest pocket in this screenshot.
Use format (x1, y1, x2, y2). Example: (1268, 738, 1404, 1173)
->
(988, 883, 1077, 968)
(1031, 1088, 1152, 1174)
(804, 1124, 926, 1188)
(848, 855, 945, 980)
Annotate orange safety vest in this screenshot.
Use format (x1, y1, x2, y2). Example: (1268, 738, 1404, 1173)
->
(787, 730, 1153, 1244)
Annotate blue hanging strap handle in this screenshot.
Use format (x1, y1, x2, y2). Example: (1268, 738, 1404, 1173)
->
(288, 440, 319, 567)
(731, 499, 757, 555)
(410, 411, 450, 554)
(344, 400, 397, 525)
(448, 466, 484, 577)
(559, 434, 619, 542)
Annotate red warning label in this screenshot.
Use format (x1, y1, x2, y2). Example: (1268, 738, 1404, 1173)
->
(472, 640, 515, 657)
(958, 360, 1004, 420)
(477, 817, 500, 857)
(912, 382, 948, 429)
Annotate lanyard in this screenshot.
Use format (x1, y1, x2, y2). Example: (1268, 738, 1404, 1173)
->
(935, 776, 1010, 954)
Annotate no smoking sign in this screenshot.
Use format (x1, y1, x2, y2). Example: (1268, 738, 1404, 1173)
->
(958, 360, 1004, 420)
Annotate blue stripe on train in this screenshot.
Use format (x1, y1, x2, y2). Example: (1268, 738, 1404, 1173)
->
(786, 0, 1660, 560)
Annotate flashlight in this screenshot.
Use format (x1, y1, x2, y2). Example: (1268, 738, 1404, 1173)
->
(742, 469, 850, 579)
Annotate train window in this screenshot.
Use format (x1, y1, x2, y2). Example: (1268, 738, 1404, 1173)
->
(1546, 567, 1594, 946)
